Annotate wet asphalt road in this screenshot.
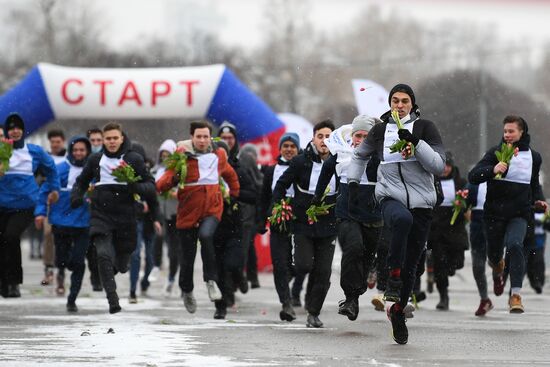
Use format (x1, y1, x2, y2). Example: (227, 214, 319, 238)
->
(1, 242, 550, 366)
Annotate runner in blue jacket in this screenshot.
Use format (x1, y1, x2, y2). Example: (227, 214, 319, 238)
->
(0, 113, 59, 298)
(35, 136, 91, 312)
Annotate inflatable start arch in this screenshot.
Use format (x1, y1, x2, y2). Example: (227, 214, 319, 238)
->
(0, 63, 286, 163)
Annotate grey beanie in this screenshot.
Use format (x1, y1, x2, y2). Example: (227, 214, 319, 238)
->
(351, 115, 381, 134)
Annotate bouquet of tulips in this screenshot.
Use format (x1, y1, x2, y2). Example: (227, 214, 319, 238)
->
(450, 189, 469, 225)
(494, 143, 519, 180)
(269, 198, 295, 232)
(112, 160, 142, 201)
(306, 186, 335, 225)
(389, 110, 415, 160)
(164, 148, 188, 189)
(0, 138, 14, 176)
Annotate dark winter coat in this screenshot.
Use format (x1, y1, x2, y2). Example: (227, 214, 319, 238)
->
(314, 152, 382, 224)
(468, 122, 544, 221)
(71, 133, 156, 240)
(272, 143, 337, 238)
(429, 166, 469, 251)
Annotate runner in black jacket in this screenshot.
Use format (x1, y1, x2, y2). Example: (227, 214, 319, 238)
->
(428, 152, 468, 311)
(469, 115, 547, 313)
(312, 116, 382, 322)
(258, 132, 304, 321)
(71, 123, 156, 314)
(272, 120, 337, 328)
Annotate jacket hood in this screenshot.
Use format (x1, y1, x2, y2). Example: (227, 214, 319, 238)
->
(157, 139, 176, 164)
(67, 136, 91, 167)
(103, 132, 131, 158)
(4, 113, 25, 149)
(176, 139, 214, 156)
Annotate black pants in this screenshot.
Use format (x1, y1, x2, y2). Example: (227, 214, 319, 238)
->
(0, 209, 34, 285)
(294, 234, 336, 316)
(270, 230, 295, 304)
(526, 246, 545, 290)
(165, 216, 180, 282)
(470, 212, 489, 300)
(240, 203, 258, 279)
(338, 219, 381, 299)
(429, 231, 465, 295)
(94, 232, 133, 296)
(86, 243, 101, 287)
(375, 226, 390, 292)
(381, 199, 433, 307)
(53, 226, 90, 303)
(178, 216, 219, 293)
(214, 234, 244, 310)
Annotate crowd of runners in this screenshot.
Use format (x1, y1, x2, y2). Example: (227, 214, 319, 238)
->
(0, 83, 548, 345)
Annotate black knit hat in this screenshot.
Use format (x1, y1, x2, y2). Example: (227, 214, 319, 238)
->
(388, 84, 416, 106)
(5, 113, 24, 132)
(217, 121, 237, 138)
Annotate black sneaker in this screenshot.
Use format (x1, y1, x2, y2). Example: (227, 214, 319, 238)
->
(436, 294, 449, 311)
(66, 302, 78, 313)
(306, 313, 323, 328)
(387, 304, 408, 345)
(238, 274, 249, 294)
(384, 276, 402, 303)
(107, 292, 121, 314)
(109, 303, 122, 314)
(7, 284, 21, 298)
(249, 277, 260, 289)
(279, 301, 296, 322)
(214, 308, 227, 320)
(129, 291, 138, 304)
(338, 298, 359, 321)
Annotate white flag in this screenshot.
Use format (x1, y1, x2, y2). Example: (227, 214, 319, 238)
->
(352, 79, 389, 118)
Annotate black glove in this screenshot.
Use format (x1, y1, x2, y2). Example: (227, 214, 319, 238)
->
(256, 222, 268, 235)
(398, 129, 419, 146)
(311, 195, 322, 207)
(70, 196, 84, 209)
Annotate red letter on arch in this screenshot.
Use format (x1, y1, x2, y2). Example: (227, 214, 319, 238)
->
(179, 80, 200, 106)
(151, 81, 171, 106)
(93, 80, 113, 106)
(61, 79, 84, 105)
(118, 81, 143, 106)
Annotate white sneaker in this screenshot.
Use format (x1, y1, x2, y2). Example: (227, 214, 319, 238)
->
(206, 280, 222, 301)
(182, 291, 197, 313)
(371, 293, 385, 312)
(403, 303, 415, 319)
(149, 267, 160, 282)
(165, 280, 174, 298)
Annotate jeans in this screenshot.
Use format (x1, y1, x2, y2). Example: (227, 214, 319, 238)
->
(381, 199, 433, 307)
(485, 216, 527, 289)
(294, 234, 336, 316)
(178, 216, 219, 293)
(129, 220, 156, 293)
(53, 226, 90, 303)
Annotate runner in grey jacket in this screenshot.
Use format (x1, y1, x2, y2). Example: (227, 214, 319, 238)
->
(347, 84, 445, 345)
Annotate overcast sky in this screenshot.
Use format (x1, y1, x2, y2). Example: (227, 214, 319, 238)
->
(91, 0, 550, 50)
